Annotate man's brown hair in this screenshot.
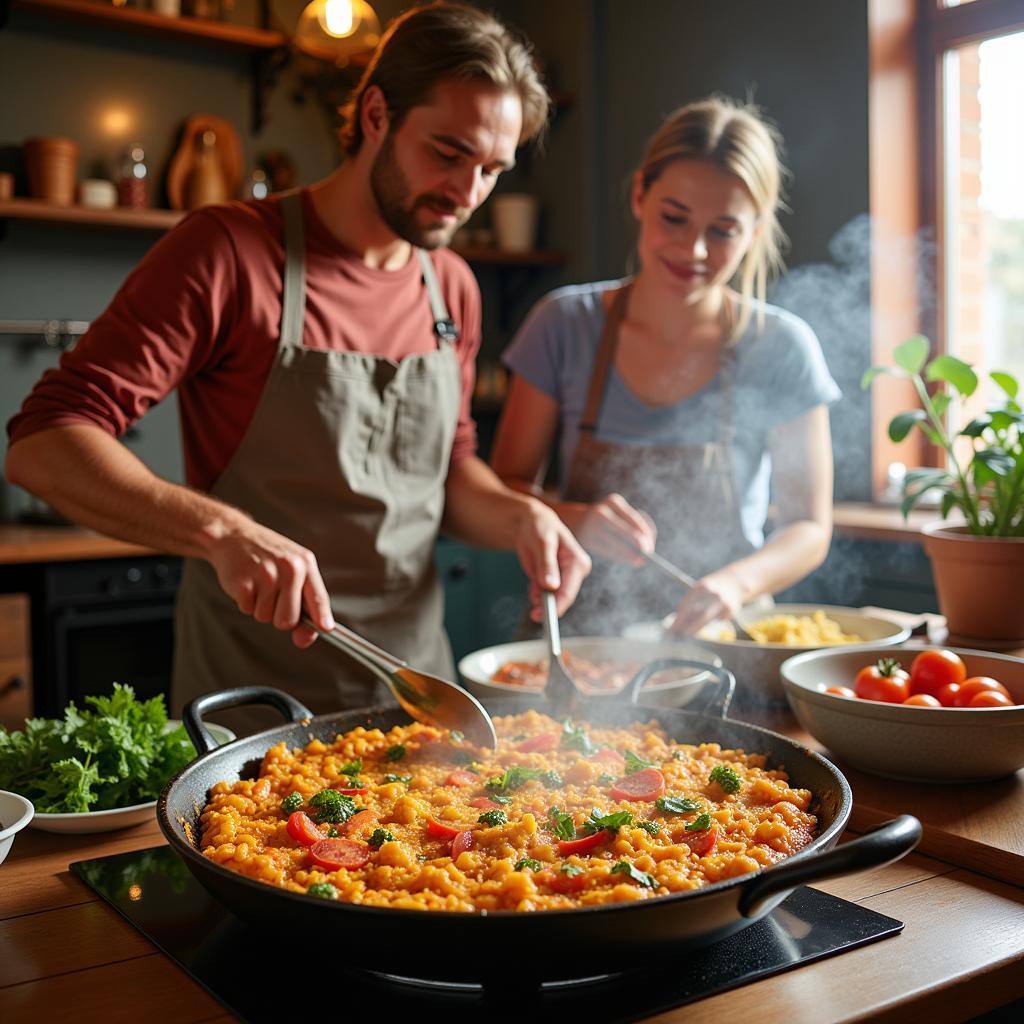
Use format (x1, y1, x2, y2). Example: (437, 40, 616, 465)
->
(339, 1, 550, 156)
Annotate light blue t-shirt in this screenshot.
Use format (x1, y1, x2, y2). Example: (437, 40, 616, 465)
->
(502, 280, 842, 550)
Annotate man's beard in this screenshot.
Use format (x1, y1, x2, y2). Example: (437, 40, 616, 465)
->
(370, 134, 468, 250)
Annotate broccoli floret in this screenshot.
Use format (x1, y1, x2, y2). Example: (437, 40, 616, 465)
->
(307, 882, 338, 900)
(307, 788, 359, 824)
(368, 827, 395, 848)
(281, 792, 303, 813)
(709, 764, 742, 795)
(477, 809, 509, 827)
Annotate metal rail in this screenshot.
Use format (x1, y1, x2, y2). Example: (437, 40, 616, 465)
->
(0, 319, 89, 348)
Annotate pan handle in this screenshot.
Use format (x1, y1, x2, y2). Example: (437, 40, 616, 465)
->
(183, 686, 314, 755)
(737, 815, 923, 918)
(628, 659, 735, 719)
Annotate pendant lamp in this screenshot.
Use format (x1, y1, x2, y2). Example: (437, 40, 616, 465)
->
(293, 0, 381, 64)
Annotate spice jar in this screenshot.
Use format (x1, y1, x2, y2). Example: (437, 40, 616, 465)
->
(117, 143, 149, 209)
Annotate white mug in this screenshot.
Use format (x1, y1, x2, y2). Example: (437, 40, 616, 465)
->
(491, 193, 539, 252)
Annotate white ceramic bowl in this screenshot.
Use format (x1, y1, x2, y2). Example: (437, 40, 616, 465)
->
(0, 790, 34, 865)
(624, 604, 912, 705)
(781, 643, 1024, 782)
(458, 637, 723, 709)
(27, 720, 235, 834)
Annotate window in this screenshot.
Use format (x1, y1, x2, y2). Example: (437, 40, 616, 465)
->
(867, 0, 1024, 497)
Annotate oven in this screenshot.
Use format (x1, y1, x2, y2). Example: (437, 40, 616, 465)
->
(10, 556, 182, 718)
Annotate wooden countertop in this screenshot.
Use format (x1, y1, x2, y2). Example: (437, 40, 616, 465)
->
(831, 502, 942, 543)
(2, 711, 1022, 1021)
(0, 525, 158, 564)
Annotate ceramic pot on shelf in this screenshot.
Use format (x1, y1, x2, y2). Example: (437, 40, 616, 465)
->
(184, 130, 228, 209)
(23, 137, 78, 206)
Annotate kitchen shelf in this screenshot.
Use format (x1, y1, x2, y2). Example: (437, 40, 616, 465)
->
(0, 197, 183, 230)
(8, 0, 287, 53)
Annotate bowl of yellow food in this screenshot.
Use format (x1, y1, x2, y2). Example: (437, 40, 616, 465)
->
(623, 605, 911, 707)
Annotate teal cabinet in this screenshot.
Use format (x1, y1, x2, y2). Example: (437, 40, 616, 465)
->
(435, 540, 528, 664)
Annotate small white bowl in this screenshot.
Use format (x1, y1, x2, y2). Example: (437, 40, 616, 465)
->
(781, 643, 1024, 782)
(27, 720, 234, 834)
(625, 604, 911, 704)
(0, 790, 34, 865)
(458, 637, 723, 708)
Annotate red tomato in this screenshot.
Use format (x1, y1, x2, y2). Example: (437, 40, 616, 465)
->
(953, 677, 1011, 708)
(609, 767, 666, 802)
(515, 732, 560, 753)
(336, 787, 368, 796)
(590, 748, 627, 769)
(426, 816, 463, 840)
(286, 811, 324, 846)
(902, 694, 941, 707)
(468, 797, 502, 810)
(557, 831, 607, 856)
(909, 649, 967, 698)
(682, 824, 718, 857)
(854, 659, 911, 704)
(968, 690, 1014, 708)
(537, 869, 588, 894)
(935, 682, 962, 708)
(308, 838, 370, 871)
(825, 686, 857, 698)
(450, 830, 475, 857)
(340, 809, 378, 837)
(445, 769, 479, 787)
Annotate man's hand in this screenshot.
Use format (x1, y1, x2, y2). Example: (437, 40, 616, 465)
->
(559, 492, 657, 564)
(514, 501, 592, 621)
(206, 519, 335, 648)
(668, 567, 748, 636)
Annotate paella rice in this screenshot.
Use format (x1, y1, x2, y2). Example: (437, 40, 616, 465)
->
(198, 710, 817, 911)
(704, 610, 863, 646)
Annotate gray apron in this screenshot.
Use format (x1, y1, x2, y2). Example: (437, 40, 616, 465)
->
(172, 191, 462, 729)
(557, 283, 756, 636)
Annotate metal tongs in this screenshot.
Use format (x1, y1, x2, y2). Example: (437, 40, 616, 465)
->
(302, 616, 497, 748)
(541, 591, 586, 717)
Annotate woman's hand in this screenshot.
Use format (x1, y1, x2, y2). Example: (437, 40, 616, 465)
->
(668, 567, 748, 636)
(513, 501, 592, 621)
(559, 493, 657, 564)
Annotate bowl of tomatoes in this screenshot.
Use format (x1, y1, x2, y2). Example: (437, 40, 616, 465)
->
(780, 644, 1024, 782)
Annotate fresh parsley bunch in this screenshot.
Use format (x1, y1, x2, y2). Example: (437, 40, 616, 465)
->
(0, 683, 197, 813)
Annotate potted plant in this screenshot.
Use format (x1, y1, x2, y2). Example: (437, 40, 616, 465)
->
(863, 335, 1024, 642)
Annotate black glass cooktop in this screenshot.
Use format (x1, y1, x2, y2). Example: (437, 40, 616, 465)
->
(72, 847, 902, 1023)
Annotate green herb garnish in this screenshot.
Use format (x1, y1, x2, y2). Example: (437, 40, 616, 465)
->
(478, 809, 509, 827)
(637, 820, 661, 836)
(307, 882, 338, 900)
(385, 744, 406, 762)
(597, 773, 616, 785)
(515, 857, 542, 872)
(709, 764, 741, 794)
(560, 864, 584, 877)
(307, 789, 360, 824)
(383, 773, 412, 784)
(582, 808, 633, 836)
(548, 806, 576, 841)
(280, 792, 303, 813)
(486, 766, 544, 794)
(686, 813, 714, 832)
(611, 861, 658, 889)
(561, 719, 596, 756)
(489, 795, 513, 806)
(339, 758, 363, 777)
(539, 770, 563, 788)
(624, 751, 657, 774)
(655, 796, 702, 815)
(326, 827, 340, 838)
(368, 827, 395, 848)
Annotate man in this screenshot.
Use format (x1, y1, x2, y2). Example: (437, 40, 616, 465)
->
(5, 2, 590, 720)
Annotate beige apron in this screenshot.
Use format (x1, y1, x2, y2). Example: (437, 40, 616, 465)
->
(172, 191, 462, 728)
(557, 283, 756, 636)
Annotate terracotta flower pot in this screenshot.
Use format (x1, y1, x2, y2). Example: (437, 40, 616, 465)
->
(23, 137, 79, 206)
(922, 521, 1024, 643)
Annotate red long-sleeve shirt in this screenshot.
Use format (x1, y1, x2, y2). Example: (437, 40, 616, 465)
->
(7, 189, 481, 491)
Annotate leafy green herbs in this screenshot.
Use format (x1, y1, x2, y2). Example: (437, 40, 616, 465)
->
(307, 789, 360, 824)
(281, 792, 303, 813)
(339, 758, 363, 777)
(489, 794, 513, 806)
(655, 796, 702, 815)
(624, 751, 657, 774)
(515, 857, 542, 872)
(636, 820, 661, 836)
(611, 861, 657, 889)
(385, 744, 406, 762)
(539, 770, 563, 788)
(561, 720, 596, 756)
(709, 764, 741, 794)
(686, 813, 713, 832)
(477, 809, 509, 827)
(597, 773, 617, 786)
(368, 827, 395, 848)
(582, 808, 633, 836)
(307, 882, 338, 900)
(486, 766, 541, 794)
(560, 864, 584, 877)
(326, 827, 340, 838)
(0, 684, 199, 814)
(548, 806, 576, 841)
(383, 773, 412, 784)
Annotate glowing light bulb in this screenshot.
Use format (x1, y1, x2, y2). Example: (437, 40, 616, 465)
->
(322, 0, 354, 38)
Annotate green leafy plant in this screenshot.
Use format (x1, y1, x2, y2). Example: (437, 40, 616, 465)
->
(863, 336, 1024, 536)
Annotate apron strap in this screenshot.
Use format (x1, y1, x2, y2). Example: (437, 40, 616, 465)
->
(579, 283, 632, 433)
(279, 190, 308, 347)
(417, 249, 459, 344)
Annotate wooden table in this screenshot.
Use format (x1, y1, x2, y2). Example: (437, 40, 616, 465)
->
(3, 711, 1023, 1024)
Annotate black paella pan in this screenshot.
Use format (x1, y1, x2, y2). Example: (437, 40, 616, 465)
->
(158, 663, 921, 984)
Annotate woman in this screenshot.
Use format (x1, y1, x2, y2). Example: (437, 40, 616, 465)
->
(490, 97, 839, 637)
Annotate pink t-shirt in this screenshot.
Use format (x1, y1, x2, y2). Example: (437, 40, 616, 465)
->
(7, 189, 481, 491)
